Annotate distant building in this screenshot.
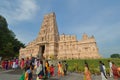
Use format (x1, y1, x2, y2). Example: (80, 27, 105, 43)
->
(19, 12, 101, 59)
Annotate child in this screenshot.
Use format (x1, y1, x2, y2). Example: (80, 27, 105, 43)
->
(25, 65, 32, 80)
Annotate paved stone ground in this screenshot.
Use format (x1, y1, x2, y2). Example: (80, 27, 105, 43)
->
(0, 69, 22, 80)
(49, 72, 114, 80)
(0, 69, 114, 80)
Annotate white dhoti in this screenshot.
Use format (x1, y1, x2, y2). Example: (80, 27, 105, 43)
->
(101, 72, 107, 80)
(109, 68, 113, 77)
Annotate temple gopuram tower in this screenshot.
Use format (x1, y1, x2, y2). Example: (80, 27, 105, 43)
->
(36, 12, 59, 59)
(19, 12, 101, 59)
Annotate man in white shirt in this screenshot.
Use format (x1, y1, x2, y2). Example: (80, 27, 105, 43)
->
(108, 60, 113, 77)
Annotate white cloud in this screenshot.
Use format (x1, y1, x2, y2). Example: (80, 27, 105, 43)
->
(0, 0, 40, 24)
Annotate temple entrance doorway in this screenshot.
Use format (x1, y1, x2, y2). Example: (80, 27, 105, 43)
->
(38, 45, 45, 59)
(41, 45, 45, 58)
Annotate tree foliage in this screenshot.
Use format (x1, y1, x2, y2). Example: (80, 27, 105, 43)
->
(0, 15, 25, 59)
(110, 53, 120, 58)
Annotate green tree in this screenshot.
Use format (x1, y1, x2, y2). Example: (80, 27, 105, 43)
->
(110, 54, 120, 58)
(0, 15, 25, 59)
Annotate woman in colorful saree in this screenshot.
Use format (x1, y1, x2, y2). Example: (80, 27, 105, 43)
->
(84, 62, 91, 80)
(112, 62, 120, 80)
(20, 58, 25, 69)
(58, 61, 64, 77)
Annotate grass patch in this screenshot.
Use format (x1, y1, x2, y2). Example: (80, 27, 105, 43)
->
(66, 58, 120, 74)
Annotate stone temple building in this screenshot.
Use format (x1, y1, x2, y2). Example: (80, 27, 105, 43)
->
(19, 12, 101, 59)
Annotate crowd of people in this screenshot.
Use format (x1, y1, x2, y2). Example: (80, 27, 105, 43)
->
(35, 59, 68, 80)
(17, 57, 68, 80)
(84, 60, 120, 80)
(1, 57, 120, 80)
(0, 58, 19, 70)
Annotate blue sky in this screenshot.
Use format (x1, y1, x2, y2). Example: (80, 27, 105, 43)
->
(0, 0, 120, 57)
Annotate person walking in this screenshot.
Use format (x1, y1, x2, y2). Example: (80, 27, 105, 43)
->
(12, 59, 16, 70)
(58, 61, 64, 77)
(84, 62, 91, 80)
(20, 58, 25, 69)
(15, 58, 19, 69)
(117, 67, 120, 80)
(36, 60, 44, 80)
(108, 60, 113, 77)
(99, 61, 107, 80)
(63, 60, 68, 75)
(2, 60, 5, 69)
(47, 64, 50, 78)
(25, 65, 32, 80)
(102, 63, 107, 77)
(112, 62, 120, 80)
(5, 60, 9, 70)
(45, 60, 49, 77)
(50, 64, 54, 76)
